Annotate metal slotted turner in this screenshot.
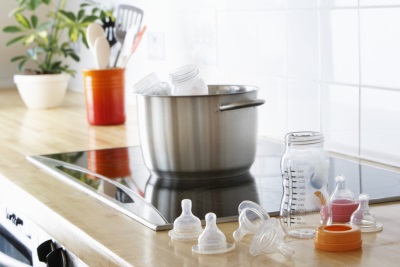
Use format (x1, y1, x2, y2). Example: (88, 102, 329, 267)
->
(113, 5, 144, 67)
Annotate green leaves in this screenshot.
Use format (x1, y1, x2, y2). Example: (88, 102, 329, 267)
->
(6, 35, 25, 46)
(15, 13, 31, 28)
(16, 0, 50, 11)
(31, 15, 38, 28)
(11, 55, 28, 72)
(58, 9, 97, 45)
(59, 10, 75, 21)
(3, 26, 22, 33)
(3, 0, 112, 75)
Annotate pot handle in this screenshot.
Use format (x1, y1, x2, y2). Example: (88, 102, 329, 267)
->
(219, 99, 265, 112)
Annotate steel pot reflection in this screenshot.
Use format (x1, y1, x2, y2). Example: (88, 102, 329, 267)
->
(143, 172, 259, 222)
(136, 85, 265, 179)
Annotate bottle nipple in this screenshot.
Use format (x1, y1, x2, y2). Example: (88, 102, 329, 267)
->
(350, 193, 383, 232)
(331, 175, 355, 202)
(330, 175, 359, 222)
(237, 200, 270, 219)
(192, 213, 235, 254)
(168, 199, 203, 241)
(249, 218, 295, 259)
(233, 201, 270, 241)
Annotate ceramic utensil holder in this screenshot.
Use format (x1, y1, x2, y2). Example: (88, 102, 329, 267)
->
(82, 68, 126, 125)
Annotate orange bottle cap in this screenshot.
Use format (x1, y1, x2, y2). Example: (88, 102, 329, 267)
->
(314, 224, 362, 252)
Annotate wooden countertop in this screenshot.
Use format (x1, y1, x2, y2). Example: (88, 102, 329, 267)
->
(0, 89, 399, 266)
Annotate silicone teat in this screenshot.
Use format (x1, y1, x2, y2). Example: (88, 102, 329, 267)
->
(168, 199, 203, 241)
(331, 175, 356, 202)
(192, 213, 235, 254)
(330, 175, 359, 222)
(237, 200, 270, 219)
(350, 193, 383, 232)
(233, 201, 270, 241)
(249, 218, 295, 259)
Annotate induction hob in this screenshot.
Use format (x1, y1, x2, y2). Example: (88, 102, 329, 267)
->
(27, 140, 400, 231)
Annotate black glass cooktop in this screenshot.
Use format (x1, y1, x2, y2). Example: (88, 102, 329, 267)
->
(27, 140, 400, 231)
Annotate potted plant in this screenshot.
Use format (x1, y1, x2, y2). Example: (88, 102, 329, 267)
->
(3, 0, 112, 109)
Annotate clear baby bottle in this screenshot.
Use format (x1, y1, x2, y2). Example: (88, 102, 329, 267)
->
(280, 131, 331, 239)
(169, 64, 208, 95)
(133, 72, 171, 96)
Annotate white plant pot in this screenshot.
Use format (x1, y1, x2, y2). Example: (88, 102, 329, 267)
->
(14, 73, 70, 109)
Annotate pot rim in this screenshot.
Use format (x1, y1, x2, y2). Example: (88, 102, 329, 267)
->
(135, 84, 259, 98)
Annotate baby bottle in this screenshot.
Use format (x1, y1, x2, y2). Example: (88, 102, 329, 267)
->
(280, 131, 331, 239)
(169, 64, 208, 95)
(330, 175, 359, 222)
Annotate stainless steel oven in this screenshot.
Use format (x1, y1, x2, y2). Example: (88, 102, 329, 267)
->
(0, 203, 87, 267)
(0, 204, 35, 267)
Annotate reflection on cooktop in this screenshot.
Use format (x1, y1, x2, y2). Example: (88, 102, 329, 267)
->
(27, 140, 400, 231)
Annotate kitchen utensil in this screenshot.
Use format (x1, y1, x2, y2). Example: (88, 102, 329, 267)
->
(113, 5, 144, 67)
(93, 36, 110, 69)
(135, 85, 265, 178)
(101, 16, 117, 47)
(86, 23, 105, 52)
(121, 25, 147, 68)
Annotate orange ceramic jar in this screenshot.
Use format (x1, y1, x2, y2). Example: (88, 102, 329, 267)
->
(82, 68, 126, 125)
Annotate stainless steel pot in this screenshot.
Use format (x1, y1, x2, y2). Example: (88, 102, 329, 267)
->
(136, 85, 265, 179)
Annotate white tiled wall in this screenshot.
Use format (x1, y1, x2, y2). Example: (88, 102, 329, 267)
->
(1, 0, 399, 167)
(161, 0, 399, 167)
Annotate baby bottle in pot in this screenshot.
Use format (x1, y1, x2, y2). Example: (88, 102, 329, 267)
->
(169, 64, 208, 95)
(279, 131, 332, 239)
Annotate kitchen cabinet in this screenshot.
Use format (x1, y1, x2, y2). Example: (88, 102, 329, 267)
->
(0, 89, 399, 266)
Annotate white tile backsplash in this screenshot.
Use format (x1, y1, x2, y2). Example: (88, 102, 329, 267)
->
(286, 0, 318, 8)
(217, 11, 259, 78)
(287, 10, 320, 80)
(322, 84, 359, 156)
(257, 11, 287, 77)
(360, 87, 400, 166)
(360, 8, 400, 89)
(228, 0, 285, 9)
(258, 77, 288, 140)
(320, 0, 358, 7)
(320, 9, 359, 85)
(287, 79, 320, 132)
(360, 0, 400, 6)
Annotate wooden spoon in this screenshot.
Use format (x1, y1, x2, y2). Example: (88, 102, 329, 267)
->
(94, 36, 110, 69)
(86, 23, 105, 53)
